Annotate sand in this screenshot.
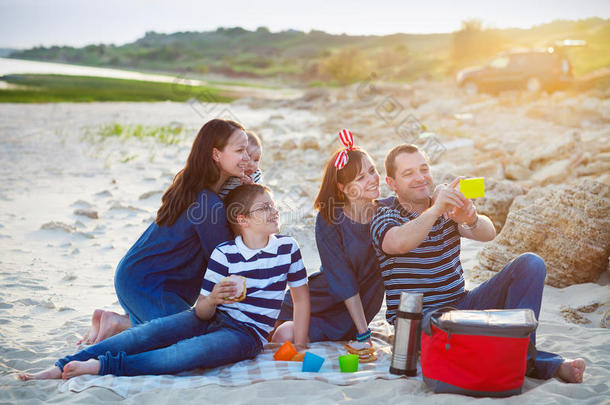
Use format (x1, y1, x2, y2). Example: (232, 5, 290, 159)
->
(0, 96, 609, 404)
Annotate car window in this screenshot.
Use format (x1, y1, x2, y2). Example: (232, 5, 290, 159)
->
(489, 56, 509, 69)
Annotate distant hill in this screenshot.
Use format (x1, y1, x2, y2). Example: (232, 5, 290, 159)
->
(0, 48, 18, 57)
(9, 19, 610, 85)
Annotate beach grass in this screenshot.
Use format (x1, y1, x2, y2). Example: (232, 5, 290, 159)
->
(84, 122, 186, 145)
(0, 74, 235, 103)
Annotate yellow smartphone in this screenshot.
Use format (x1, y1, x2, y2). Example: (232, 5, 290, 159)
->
(459, 178, 485, 199)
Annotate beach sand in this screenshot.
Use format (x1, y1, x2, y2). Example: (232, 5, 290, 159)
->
(0, 96, 608, 404)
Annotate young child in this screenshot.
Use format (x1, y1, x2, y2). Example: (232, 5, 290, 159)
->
(218, 131, 263, 200)
(19, 184, 310, 380)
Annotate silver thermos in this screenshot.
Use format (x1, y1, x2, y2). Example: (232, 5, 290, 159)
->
(389, 292, 423, 376)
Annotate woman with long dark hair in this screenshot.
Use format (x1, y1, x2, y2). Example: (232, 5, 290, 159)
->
(273, 130, 386, 348)
(80, 119, 249, 344)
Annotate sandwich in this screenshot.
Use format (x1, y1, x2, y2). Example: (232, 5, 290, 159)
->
(344, 340, 377, 363)
(222, 274, 247, 302)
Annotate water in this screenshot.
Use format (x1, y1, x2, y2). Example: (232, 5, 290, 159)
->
(0, 57, 195, 84)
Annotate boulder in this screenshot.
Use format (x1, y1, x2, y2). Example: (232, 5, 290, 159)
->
(473, 180, 525, 231)
(475, 179, 610, 287)
(300, 136, 320, 150)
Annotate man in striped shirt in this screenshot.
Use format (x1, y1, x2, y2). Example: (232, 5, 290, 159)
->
(371, 144, 496, 323)
(371, 144, 585, 383)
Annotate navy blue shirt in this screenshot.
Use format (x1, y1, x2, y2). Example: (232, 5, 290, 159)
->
(278, 209, 385, 341)
(114, 188, 233, 324)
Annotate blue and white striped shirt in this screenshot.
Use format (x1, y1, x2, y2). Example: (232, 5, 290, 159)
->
(371, 196, 465, 323)
(200, 234, 307, 343)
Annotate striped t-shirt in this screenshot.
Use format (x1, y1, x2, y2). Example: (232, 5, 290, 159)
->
(370, 196, 465, 323)
(217, 168, 263, 200)
(200, 234, 307, 343)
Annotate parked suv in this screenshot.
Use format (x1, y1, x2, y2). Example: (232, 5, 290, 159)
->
(456, 48, 573, 94)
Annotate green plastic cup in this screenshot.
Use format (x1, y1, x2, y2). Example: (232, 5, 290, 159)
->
(338, 354, 359, 372)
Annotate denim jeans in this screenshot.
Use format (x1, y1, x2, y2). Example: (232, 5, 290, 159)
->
(452, 253, 564, 380)
(56, 309, 262, 376)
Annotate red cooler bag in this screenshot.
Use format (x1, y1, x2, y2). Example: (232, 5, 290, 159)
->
(421, 308, 537, 397)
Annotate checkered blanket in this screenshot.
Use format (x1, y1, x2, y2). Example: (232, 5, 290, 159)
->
(58, 318, 419, 398)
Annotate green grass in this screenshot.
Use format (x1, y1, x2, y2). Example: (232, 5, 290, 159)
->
(0, 74, 235, 103)
(84, 122, 186, 145)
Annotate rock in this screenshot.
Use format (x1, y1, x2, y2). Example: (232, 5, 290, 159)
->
(300, 136, 320, 150)
(514, 132, 579, 170)
(40, 221, 75, 233)
(301, 88, 330, 102)
(504, 164, 532, 181)
(474, 179, 525, 231)
(139, 190, 163, 200)
(529, 158, 572, 186)
(73, 208, 98, 219)
(280, 139, 298, 150)
(476, 179, 610, 287)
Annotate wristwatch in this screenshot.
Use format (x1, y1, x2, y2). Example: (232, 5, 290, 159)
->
(461, 215, 479, 230)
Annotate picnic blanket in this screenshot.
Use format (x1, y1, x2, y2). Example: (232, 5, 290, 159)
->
(58, 319, 419, 398)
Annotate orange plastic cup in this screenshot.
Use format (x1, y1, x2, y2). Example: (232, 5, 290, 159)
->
(274, 341, 298, 361)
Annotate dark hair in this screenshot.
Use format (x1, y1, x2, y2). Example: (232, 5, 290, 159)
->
(246, 131, 262, 150)
(156, 119, 245, 226)
(384, 144, 425, 178)
(314, 148, 373, 224)
(224, 183, 271, 234)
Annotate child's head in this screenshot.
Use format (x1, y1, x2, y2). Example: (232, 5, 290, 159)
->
(245, 131, 263, 177)
(225, 184, 278, 237)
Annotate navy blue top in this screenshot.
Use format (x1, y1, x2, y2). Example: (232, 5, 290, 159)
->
(114, 188, 233, 323)
(278, 208, 385, 341)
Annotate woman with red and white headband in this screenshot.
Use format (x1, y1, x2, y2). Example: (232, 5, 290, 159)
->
(272, 129, 387, 351)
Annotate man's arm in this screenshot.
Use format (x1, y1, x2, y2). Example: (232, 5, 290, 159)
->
(382, 186, 465, 255)
(458, 213, 496, 241)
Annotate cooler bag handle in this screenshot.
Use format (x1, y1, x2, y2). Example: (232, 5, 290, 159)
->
(422, 306, 457, 336)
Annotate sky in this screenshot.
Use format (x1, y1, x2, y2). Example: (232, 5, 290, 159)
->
(1, 0, 609, 49)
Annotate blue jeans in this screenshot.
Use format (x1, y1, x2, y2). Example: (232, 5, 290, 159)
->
(452, 253, 564, 380)
(56, 310, 262, 376)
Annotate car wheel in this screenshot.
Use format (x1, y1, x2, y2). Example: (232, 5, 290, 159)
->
(526, 77, 542, 93)
(463, 81, 478, 96)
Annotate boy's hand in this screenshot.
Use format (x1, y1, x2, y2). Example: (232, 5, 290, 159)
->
(209, 281, 237, 305)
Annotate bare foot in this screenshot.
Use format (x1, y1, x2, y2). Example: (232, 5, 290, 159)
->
(94, 311, 131, 344)
(555, 358, 586, 383)
(62, 359, 100, 379)
(18, 366, 62, 381)
(77, 309, 104, 345)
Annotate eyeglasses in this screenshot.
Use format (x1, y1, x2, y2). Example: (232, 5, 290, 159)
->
(247, 202, 278, 215)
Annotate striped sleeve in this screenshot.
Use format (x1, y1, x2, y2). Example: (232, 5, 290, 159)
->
(371, 207, 406, 253)
(251, 168, 263, 183)
(286, 238, 307, 287)
(200, 246, 230, 295)
(217, 176, 242, 200)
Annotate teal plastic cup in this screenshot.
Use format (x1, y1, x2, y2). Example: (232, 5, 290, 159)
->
(338, 354, 359, 372)
(302, 352, 325, 372)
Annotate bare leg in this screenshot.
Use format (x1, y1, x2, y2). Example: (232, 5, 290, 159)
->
(17, 366, 62, 381)
(62, 359, 100, 379)
(93, 311, 131, 344)
(77, 309, 105, 345)
(271, 321, 294, 343)
(554, 358, 586, 383)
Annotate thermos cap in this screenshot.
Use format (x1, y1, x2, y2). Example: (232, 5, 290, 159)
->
(398, 292, 423, 313)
